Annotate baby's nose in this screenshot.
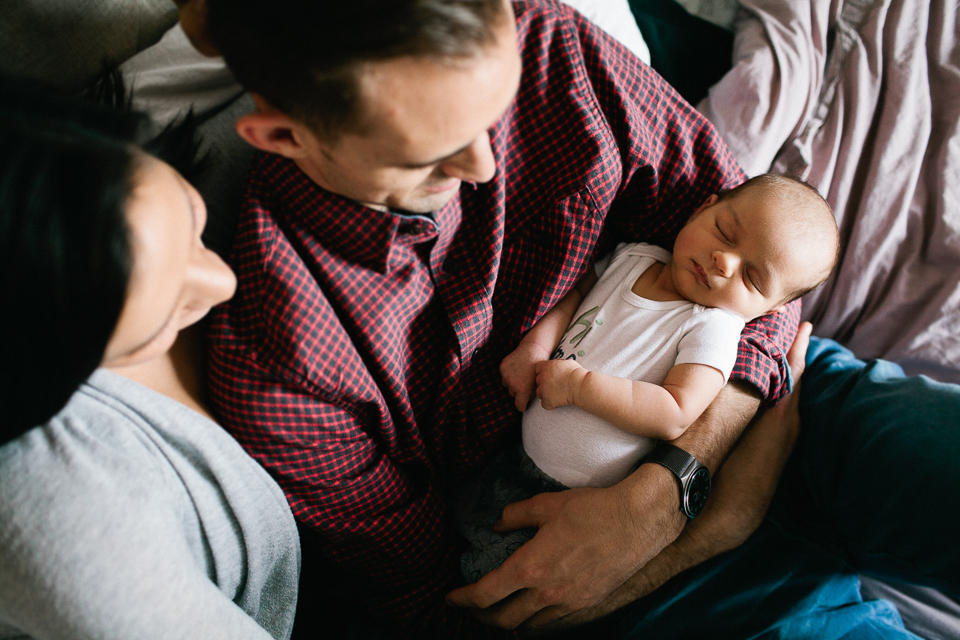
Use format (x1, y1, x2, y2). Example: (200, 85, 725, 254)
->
(712, 250, 740, 276)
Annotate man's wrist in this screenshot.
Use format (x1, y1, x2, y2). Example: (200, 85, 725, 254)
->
(668, 380, 761, 472)
(620, 462, 686, 532)
(642, 443, 711, 519)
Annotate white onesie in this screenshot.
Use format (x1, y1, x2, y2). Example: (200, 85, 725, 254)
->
(522, 242, 745, 488)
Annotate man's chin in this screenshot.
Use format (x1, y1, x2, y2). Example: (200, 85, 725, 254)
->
(395, 185, 461, 214)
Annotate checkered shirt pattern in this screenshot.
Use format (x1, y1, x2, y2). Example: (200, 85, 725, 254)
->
(207, 1, 800, 637)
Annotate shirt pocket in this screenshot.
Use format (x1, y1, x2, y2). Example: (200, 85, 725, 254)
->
(495, 187, 606, 340)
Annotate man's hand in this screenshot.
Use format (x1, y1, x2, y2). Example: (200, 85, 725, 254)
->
(534, 359, 586, 410)
(446, 461, 685, 630)
(447, 365, 770, 632)
(531, 322, 814, 633)
(500, 342, 553, 411)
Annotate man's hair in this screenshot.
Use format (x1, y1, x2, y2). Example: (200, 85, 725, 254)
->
(718, 173, 840, 305)
(206, 0, 506, 140)
(0, 73, 205, 444)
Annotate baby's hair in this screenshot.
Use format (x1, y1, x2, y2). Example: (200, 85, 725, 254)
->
(718, 173, 839, 305)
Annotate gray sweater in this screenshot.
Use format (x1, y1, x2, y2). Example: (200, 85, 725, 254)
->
(0, 370, 300, 640)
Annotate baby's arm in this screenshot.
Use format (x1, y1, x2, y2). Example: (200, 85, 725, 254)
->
(501, 268, 599, 411)
(534, 361, 725, 440)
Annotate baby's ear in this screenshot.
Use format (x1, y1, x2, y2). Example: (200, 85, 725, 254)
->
(691, 194, 719, 216)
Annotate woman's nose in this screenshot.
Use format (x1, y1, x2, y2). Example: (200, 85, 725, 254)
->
(188, 247, 238, 308)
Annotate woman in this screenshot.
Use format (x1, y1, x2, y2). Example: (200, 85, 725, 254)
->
(0, 78, 299, 639)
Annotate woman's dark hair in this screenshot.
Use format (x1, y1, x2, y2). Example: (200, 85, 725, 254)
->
(0, 74, 203, 445)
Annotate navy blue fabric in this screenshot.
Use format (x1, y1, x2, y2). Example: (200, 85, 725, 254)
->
(778, 338, 960, 598)
(553, 337, 959, 639)
(627, 0, 734, 105)
(560, 521, 919, 639)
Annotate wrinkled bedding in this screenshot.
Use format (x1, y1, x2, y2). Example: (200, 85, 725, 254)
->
(699, 0, 960, 383)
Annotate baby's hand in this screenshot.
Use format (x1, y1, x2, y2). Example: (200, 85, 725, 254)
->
(535, 359, 587, 410)
(500, 342, 552, 411)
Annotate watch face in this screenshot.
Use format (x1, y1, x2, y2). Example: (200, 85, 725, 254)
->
(684, 467, 711, 518)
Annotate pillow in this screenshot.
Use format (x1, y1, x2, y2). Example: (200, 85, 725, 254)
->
(0, 0, 176, 90)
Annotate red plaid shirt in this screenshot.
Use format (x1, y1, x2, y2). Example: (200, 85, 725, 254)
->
(208, 1, 799, 636)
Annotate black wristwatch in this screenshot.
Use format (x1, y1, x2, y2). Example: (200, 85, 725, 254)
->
(643, 443, 711, 519)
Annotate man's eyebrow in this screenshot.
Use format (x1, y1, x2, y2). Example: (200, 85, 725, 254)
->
(398, 141, 474, 169)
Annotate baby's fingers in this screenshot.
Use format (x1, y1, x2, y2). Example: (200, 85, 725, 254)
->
(515, 389, 531, 412)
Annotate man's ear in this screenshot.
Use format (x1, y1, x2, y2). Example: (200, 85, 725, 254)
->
(764, 304, 787, 317)
(236, 94, 317, 160)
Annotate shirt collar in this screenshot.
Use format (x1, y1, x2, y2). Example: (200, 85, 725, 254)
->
(258, 153, 446, 273)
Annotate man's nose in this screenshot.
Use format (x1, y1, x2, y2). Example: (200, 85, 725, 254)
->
(712, 249, 740, 277)
(439, 131, 497, 184)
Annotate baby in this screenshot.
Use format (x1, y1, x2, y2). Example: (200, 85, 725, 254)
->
(458, 173, 839, 581)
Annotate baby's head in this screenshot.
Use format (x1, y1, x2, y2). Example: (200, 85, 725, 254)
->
(670, 174, 839, 321)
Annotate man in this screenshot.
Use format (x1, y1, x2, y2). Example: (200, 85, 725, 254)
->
(187, 0, 800, 636)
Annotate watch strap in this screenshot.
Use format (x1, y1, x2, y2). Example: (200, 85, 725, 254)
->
(645, 442, 700, 479)
(644, 442, 710, 519)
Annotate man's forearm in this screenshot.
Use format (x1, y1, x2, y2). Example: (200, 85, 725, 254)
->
(537, 325, 811, 633)
(607, 380, 761, 576)
(667, 379, 762, 472)
(610, 381, 769, 597)
(539, 386, 792, 633)
(447, 354, 771, 634)
(596, 379, 762, 607)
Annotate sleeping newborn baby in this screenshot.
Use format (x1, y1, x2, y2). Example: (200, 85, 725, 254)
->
(458, 173, 839, 582)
